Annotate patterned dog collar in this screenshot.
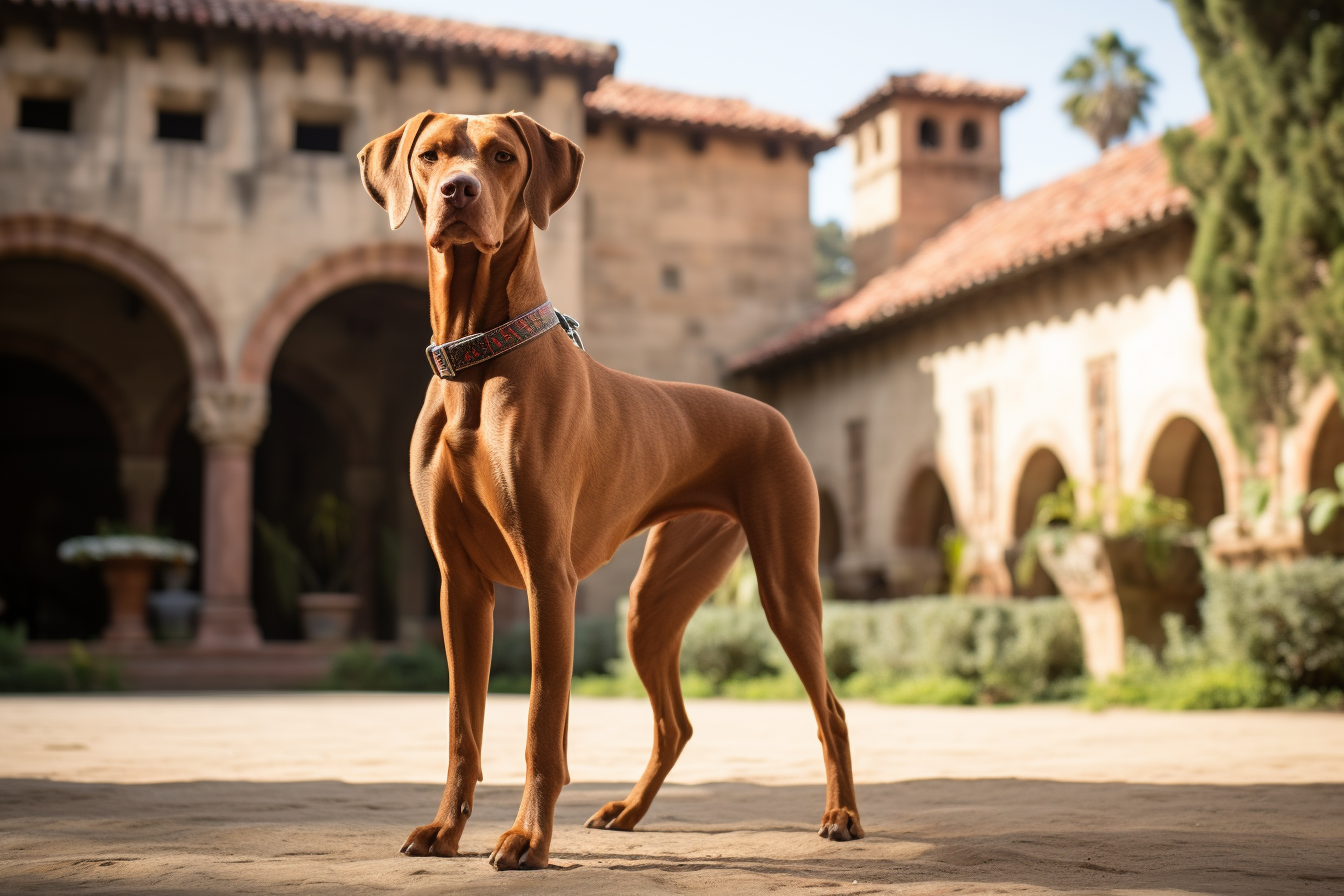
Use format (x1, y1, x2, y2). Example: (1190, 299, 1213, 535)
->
(425, 301, 583, 379)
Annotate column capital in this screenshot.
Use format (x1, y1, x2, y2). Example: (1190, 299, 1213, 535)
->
(190, 383, 269, 449)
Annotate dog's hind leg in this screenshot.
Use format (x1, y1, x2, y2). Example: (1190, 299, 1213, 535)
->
(585, 511, 746, 832)
(737, 435, 864, 842)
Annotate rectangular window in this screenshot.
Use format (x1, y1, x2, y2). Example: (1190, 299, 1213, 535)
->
(970, 389, 994, 525)
(157, 110, 205, 142)
(295, 121, 342, 153)
(846, 418, 867, 547)
(19, 98, 72, 132)
(1088, 355, 1119, 492)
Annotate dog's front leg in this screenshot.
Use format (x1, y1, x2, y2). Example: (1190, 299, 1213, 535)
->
(488, 562, 577, 871)
(401, 553, 494, 858)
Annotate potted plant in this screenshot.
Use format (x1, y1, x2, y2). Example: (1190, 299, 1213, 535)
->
(255, 492, 359, 643)
(57, 524, 198, 647)
(1015, 481, 1199, 680)
(147, 562, 202, 642)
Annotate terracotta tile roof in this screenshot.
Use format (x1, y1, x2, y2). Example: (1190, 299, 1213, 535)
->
(584, 77, 833, 147)
(6, 0, 618, 76)
(839, 72, 1027, 134)
(732, 132, 1191, 373)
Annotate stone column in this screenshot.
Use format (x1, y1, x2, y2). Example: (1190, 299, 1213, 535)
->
(345, 465, 385, 638)
(190, 383, 268, 649)
(118, 456, 168, 533)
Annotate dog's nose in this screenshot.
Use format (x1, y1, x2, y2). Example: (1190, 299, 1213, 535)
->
(440, 173, 481, 209)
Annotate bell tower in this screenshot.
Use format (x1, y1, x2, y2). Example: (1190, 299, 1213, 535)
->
(840, 73, 1025, 288)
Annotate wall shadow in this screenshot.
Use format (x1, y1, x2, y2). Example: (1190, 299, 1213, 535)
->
(1, 777, 1341, 894)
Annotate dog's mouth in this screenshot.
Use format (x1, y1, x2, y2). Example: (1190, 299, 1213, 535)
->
(428, 211, 502, 254)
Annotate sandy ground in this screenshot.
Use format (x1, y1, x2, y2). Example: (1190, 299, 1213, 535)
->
(2, 694, 1342, 895)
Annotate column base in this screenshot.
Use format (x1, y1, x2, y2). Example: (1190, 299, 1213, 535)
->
(195, 602, 263, 650)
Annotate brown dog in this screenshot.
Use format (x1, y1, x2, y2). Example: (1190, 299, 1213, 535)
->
(358, 111, 862, 871)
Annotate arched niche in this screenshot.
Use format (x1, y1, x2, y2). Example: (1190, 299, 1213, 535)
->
(254, 279, 434, 641)
(1011, 447, 1068, 598)
(0, 356, 122, 640)
(1305, 402, 1344, 555)
(892, 467, 956, 595)
(1145, 416, 1226, 527)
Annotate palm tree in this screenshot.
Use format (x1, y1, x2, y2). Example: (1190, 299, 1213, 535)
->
(1061, 31, 1158, 151)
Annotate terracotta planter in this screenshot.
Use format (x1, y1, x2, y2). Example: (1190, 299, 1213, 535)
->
(298, 593, 360, 643)
(101, 557, 156, 646)
(1037, 533, 1203, 681)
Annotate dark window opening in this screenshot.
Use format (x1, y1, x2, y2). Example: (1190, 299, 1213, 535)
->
(158, 110, 205, 142)
(661, 265, 681, 291)
(918, 117, 941, 149)
(295, 121, 342, 153)
(960, 120, 981, 152)
(19, 97, 72, 132)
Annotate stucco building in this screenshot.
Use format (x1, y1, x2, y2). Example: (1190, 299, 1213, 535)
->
(0, 0, 827, 656)
(734, 82, 1344, 598)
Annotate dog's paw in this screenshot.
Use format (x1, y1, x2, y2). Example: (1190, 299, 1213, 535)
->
(488, 828, 547, 870)
(817, 808, 864, 842)
(584, 800, 636, 831)
(400, 822, 464, 857)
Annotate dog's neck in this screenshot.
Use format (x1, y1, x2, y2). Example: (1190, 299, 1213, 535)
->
(427, 225, 545, 346)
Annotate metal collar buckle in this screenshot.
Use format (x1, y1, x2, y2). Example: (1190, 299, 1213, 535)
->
(555, 311, 584, 351)
(425, 342, 455, 379)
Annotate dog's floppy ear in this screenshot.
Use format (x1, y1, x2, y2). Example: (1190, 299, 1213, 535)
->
(506, 113, 584, 231)
(358, 110, 436, 230)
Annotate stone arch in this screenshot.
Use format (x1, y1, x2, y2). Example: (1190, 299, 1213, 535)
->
(0, 213, 224, 383)
(1010, 446, 1069, 597)
(0, 332, 141, 454)
(1304, 388, 1344, 555)
(238, 243, 427, 386)
(1126, 391, 1240, 512)
(897, 466, 956, 549)
(1012, 446, 1069, 539)
(1145, 416, 1226, 527)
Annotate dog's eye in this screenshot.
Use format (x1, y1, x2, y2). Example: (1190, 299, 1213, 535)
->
(495, 150, 513, 163)
(419, 150, 438, 163)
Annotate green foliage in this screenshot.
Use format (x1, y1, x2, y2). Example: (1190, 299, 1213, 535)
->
(1014, 479, 1193, 586)
(678, 603, 783, 685)
(255, 491, 356, 614)
(323, 641, 448, 691)
(0, 625, 67, 692)
(706, 552, 759, 609)
(1302, 462, 1344, 535)
(814, 220, 854, 300)
(858, 675, 979, 706)
(1164, 1, 1344, 453)
(940, 529, 970, 596)
(1201, 558, 1344, 694)
(253, 514, 315, 613)
(1061, 30, 1158, 150)
(1086, 641, 1271, 710)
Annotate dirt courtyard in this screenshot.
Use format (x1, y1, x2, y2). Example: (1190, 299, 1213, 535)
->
(2, 694, 1342, 895)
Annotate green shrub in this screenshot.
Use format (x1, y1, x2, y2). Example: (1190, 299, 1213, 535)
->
(1201, 558, 1344, 696)
(678, 605, 782, 686)
(490, 614, 620, 680)
(1086, 642, 1272, 710)
(869, 675, 978, 706)
(827, 597, 1084, 702)
(324, 641, 447, 691)
(0, 626, 67, 692)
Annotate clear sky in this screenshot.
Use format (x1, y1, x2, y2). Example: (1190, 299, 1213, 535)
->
(323, 0, 1209, 228)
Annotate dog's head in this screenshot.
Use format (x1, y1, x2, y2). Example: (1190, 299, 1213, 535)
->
(358, 111, 583, 253)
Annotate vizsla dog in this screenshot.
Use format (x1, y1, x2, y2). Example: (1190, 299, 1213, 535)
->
(358, 111, 862, 870)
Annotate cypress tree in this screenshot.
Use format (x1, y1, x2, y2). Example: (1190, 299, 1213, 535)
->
(1163, 1, 1344, 455)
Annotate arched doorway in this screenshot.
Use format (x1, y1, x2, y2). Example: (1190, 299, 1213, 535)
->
(1306, 402, 1344, 555)
(895, 467, 956, 595)
(1146, 416, 1226, 527)
(0, 357, 121, 639)
(1012, 447, 1068, 597)
(254, 281, 434, 641)
(0, 256, 201, 639)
